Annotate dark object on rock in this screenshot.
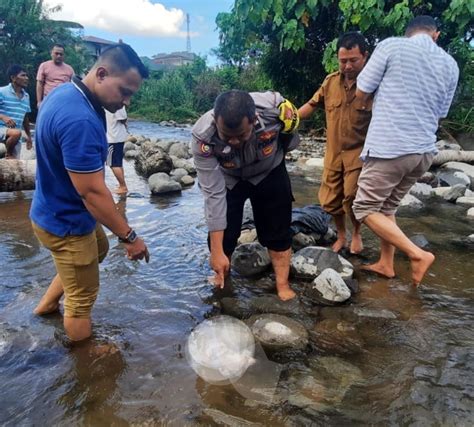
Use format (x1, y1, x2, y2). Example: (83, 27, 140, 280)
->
(409, 234, 430, 249)
(0, 159, 36, 192)
(231, 242, 271, 276)
(135, 141, 173, 178)
(290, 205, 331, 236)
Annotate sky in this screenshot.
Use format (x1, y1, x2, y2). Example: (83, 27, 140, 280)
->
(45, 0, 235, 60)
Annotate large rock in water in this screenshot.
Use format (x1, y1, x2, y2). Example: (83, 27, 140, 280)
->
(248, 314, 309, 351)
(291, 246, 354, 280)
(134, 141, 173, 178)
(231, 243, 271, 276)
(0, 159, 36, 192)
(148, 172, 182, 195)
(440, 162, 474, 188)
(305, 268, 351, 305)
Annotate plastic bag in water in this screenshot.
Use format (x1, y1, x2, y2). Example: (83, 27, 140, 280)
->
(186, 316, 256, 385)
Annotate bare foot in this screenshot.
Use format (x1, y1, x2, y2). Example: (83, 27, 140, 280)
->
(350, 234, 363, 254)
(360, 263, 395, 279)
(332, 237, 347, 253)
(277, 284, 296, 301)
(34, 299, 60, 315)
(411, 251, 435, 286)
(114, 186, 128, 195)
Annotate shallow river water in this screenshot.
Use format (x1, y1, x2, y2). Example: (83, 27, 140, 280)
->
(0, 122, 473, 426)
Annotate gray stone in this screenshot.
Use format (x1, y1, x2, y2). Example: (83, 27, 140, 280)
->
(468, 208, 474, 219)
(155, 139, 174, 152)
(409, 234, 430, 249)
(171, 157, 196, 175)
(124, 141, 137, 153)
(443, 184, 466, 202)
(170, 167, 188, 181)
(441, 162, 474, 188)
(249, 314, 309, 351)
(148, 172, 182, 195)
(456, 196, 474, 206)
(219, 297, 253, 319)
(436, 139, 462, 151)
(306, 268, 351, 305)
(399, 194, 424, 209)
(304, 158, 324, 171)
(124, 149, 139, 160)
(465, 189, 474, 197)
(135, 141, 173, 177)
(169, 142, 191, 159)
(126, 135, 137, 143)
(418, 171, 438, 186)
(180, 175, 195, 186)
(409, 182, 434, 197)
(238, 228, 258, 245)
(231, 243, 271, 276)
(468, 234, 474, 243)
(291, 246, 354, 280)
(353, 307, 398, 319)
(433, 186, 453, 197)
(0, 143, 6, 158)
(438, 170, 470, 188)
(249, 295, 305, 317)
(292, 232, 317, 251)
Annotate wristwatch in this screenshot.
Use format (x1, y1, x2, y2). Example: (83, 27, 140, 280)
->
(119, 228, 138, 244)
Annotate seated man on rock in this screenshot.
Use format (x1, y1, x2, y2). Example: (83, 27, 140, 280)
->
(192, 90, 300, 300)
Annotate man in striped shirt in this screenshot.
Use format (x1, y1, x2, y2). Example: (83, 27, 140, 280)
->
(352, 16, 459, 285)
(0, 64, 33, 159)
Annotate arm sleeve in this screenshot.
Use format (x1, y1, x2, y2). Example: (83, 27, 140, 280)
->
(59, 120, 106, 173)
(36, 63, 45, 82)
(191, 134, 227, 232)
(440, 60, 460, 118)
(357, 42, 389, 94)
(308, 85, 324, 108)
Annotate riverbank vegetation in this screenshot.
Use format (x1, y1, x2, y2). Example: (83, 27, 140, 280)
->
(1, 0, 472, 137)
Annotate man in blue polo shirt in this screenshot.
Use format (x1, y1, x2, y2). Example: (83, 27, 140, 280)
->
(0, 64, 33, 159)
(30, 44, 150, 343)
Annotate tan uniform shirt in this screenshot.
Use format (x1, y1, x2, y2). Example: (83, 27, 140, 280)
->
(309, 71, 372, 172)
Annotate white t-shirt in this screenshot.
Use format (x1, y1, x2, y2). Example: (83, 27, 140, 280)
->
(105, 107, 128, 144)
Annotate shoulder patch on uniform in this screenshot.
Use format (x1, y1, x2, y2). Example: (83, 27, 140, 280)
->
(198, 141, 212, 156)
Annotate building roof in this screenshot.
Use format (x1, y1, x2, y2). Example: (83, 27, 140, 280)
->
(82, 35, 116, 45)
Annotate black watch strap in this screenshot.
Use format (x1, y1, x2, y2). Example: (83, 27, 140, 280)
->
(119, 228, 138, 244)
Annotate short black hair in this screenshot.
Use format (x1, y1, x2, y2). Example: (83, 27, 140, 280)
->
(52, 43, 65, 50)
(97, 43, 149, 79)
(405, 16, 437, 36)
(7, 64, 26, 82)
(337, 31, 369, 55)
(214, 90, 256, 129)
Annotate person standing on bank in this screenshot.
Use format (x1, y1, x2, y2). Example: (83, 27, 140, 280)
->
(192, 90, 300, 301)
(106, 106, 129, 194)
(353, 16, 459, 285)
(36, 43, 74, 107)
(0, 64, 33, 159)
(30, 44, 150, 342)
(298, 32, 372, 255)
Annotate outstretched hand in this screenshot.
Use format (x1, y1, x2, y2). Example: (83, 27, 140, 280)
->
(210, 251, 230, 288)
(124, 238, 150, 263)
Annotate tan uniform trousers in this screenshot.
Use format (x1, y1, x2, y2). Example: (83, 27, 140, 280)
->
(32, 222, 109, 318)
(319, 167, 362, 216)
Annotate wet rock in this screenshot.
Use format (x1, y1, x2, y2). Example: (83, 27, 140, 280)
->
(438, 170, 470, 188)
(409, 182, 434, 197)
(126, 135, 137, 143)
(309, 319, 365, 355)
(238, 228, 258, 245)
(443, 184, 466, 202)
(468, 208, 474, 219)
(148, 172, 182, 195)
(353, 307, 398, 319)
(0, 143, 6, 158)
(169, 142, 191, 159)
(343, 278, 359, 294)
(220, 297, 253, 319)
(124, 150, 139, 160)
(433, 186, 452, 197)
(465, 189, 474, 197)
(170, 167, 188, 181)
(156, 139, 174, 152)
(231, 243, 271, 276)
(249, 314, 309, 351)
(304, 158, 324, 171)
(171, 157, 196, 175)
(409, 234, 430, 249)
(305, 269, 351, 305)
(124, 141, 137, 153)
(180, 175, 195, 186)
(455, 196, 474, 206)
(249, 295, 305, 317)
(291, 246, 354, 280)
(135, 141, 173, 177)
(399, 194, 423, 209)
(418, 171, 438, 186)
(441, 162, 474, 188)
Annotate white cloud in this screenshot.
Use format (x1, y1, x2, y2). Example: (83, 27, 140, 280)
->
(45, 0, 186, 37)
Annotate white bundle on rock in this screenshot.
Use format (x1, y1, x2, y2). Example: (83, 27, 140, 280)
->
(186, 316, 256, 384)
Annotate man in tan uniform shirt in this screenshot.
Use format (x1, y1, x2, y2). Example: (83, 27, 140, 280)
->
(299, 32, 372, 254)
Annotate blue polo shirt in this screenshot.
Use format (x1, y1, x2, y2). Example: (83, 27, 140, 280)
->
(30, 81, 107, 236)
(0, 83, 31, 130)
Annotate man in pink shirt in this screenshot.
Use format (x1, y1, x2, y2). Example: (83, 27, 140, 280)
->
(36, 44, 75, 107)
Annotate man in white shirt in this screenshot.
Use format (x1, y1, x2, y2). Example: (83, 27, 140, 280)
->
(106, 106, 128, 194)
